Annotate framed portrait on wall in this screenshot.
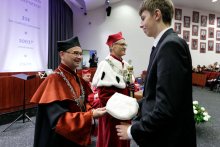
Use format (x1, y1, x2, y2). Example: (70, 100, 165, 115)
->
(201, 15, 207, 27)
(200, 42, 206, 53)
(200, 29, 206, 40)
(175, 9, 182, 20)
(208, 40, 214, 51)
(184, 16, 190, 28)
(183, 30, 190, 42)
(216, 43, 220, 53)
(217, 30, 220, 41)
(191, 39, 198, 50)
(192, 11, 199, 23)
(217, 17, 220, 28)
(209, 14, 215, 25)
(192, 25, 198, 36)
(175, 23, 181, 34)
(208, 27, 214, 38)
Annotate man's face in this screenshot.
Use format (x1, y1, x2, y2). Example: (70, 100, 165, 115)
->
(111, 39, 127, 57)
(60, 46, 82, 70)
(140, 10, 156, 37)
(83, 73, 91, 83)
(193, 41, 196, 46)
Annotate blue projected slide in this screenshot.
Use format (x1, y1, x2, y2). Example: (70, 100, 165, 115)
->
(0, 0, 48, 72)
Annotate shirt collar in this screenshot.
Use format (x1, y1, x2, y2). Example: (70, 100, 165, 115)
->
(110, 54, 123, 62)
(153, 27, 171, 48)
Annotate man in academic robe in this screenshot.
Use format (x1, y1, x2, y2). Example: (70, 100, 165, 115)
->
(92, 32, 135, 147)
(116, 0, 196, 147)
(82, 69, 92, 88)
(30, 36, 107, 147)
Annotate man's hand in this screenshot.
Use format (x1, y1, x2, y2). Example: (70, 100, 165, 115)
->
(116, 122, 131, 140)
(128, 83, 135, 91)
(93, 107, 107, 119)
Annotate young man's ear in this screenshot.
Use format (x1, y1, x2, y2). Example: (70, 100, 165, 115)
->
(154, 9, 162, 21)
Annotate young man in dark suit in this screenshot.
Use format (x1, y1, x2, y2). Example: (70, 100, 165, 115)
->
(116, 0, 196, 146)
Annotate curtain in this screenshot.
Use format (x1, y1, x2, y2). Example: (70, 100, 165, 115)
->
(48, 0, 73, 70)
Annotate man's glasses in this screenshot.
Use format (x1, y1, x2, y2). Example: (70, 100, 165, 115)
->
(64, 51, 83, 57)
(113, 43, 128, 47)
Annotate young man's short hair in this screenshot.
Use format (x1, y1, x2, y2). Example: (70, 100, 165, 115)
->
(139, 0, 174, 26)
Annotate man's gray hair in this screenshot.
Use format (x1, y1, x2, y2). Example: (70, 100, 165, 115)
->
(109, 41, 118, 53)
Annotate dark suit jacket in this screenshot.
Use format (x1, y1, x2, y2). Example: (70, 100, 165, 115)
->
(131, 29, 196, 147)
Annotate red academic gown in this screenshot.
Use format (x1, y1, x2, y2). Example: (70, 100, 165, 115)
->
(30, 63, 94, 147)
(95, 54, 131, 147)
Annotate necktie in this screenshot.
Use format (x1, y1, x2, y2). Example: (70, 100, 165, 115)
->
(150, 46, 155, 60)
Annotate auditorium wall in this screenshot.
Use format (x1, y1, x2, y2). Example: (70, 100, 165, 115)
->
(72, 0, 220, 77)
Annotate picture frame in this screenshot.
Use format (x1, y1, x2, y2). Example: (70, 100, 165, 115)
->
(192, 11, 199, 23)
(175, 8, 182, 20)
(209, 14, 215, 25)
(183, 30, 190, 42)
(217, 17, 220, 28)
(192, 25, 198, 36)
(208, 27, 214, 38)
(208, 40, 214, 51)
(200, 29, 206, 40)
(200, 42, 206, 53)
(184, 16, 190, 28)
(201, 15, 207, 27)
(174, 23, 181, 34)
(216, 43, 220, 53)
(191, 39, 198, 50)
(217, 30, 220, 41)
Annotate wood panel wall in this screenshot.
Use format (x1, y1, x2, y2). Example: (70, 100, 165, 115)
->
(0, 68, 97, 114)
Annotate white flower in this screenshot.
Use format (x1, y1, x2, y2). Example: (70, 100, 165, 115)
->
(193, 106, 196, 110)
(203, 112, 208, 116)
(203, 116, 209, 121)
(194, 110, 198, 114)
(201, 107, 205, 111)
(193, 101, 198, 105)
(207, 115, 211, 119)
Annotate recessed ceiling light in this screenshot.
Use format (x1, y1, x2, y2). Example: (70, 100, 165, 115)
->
(212, 0, 217, 2)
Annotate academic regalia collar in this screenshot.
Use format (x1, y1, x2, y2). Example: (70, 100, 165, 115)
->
(110, 54, 124, 67)
(59, 63, 77, 76)
(110, 54, 123, 63)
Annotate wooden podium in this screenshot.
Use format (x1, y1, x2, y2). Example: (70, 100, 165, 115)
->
(3, 74, 36, 132)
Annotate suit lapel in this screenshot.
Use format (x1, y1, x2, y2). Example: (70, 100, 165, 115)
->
(143, 28, 175, 96)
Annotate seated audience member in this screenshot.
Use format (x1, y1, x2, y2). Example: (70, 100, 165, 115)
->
(196, 67, 203, 74)
(205, 65, 212, 71)
(208, 75, 220, 92)
(212, 65, 218, 72)
(192, 66, 195, 73)
(202, 65, 206, 70)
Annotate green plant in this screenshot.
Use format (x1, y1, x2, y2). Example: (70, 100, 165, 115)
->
(193, 101, 212, 124)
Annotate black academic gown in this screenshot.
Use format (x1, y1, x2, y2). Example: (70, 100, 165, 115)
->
(131, 29, 196, 147)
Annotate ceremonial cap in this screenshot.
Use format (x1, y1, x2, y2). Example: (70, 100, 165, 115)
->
(106, 32, 124, 47)
(106, 92, 138, 120)
(57, 36, 81, 52)
(82, 69, 91, 76)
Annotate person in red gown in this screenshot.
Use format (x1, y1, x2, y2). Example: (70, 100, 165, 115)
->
(82, 69, 92, 88)
(92, 32, 135, 147)
(30, 36, 107, 147)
